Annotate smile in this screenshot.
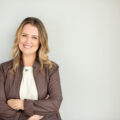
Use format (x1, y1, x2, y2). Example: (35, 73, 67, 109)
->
(23, 44, 32, 49)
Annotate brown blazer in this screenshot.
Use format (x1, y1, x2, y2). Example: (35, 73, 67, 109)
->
(0, 58, 63, 120)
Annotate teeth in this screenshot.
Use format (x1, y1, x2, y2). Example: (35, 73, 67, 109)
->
(23, 45, 32, 49)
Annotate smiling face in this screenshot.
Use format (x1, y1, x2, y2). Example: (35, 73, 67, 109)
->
(19, 24, 40, 56)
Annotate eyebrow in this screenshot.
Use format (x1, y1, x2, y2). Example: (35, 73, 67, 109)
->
(22, 33, 38, 37)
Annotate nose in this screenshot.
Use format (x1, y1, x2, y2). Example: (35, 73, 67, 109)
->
(26, 36, 31, 43)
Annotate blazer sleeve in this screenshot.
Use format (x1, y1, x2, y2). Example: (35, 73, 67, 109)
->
(23, 63, 63, 118)
(0, 64, 19, 120)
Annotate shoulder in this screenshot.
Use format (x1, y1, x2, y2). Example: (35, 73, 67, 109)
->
(48, 60, 59, 76)
(51, 60, 59, 69)
(0, 59, 13, 71)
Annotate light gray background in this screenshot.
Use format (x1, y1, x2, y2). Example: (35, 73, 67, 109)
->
(0, 0, 120, 120)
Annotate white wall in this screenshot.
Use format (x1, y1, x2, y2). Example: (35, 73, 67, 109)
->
(0, 0, 120, 120)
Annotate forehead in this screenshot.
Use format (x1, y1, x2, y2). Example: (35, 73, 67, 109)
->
(22, 24, 39, 36)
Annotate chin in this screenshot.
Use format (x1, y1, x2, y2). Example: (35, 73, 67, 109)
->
(22, 52, 35, 56)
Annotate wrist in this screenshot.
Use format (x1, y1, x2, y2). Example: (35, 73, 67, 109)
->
(21, 100, 24, 110)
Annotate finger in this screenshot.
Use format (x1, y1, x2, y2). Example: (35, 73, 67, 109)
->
(45, 94, 50, 100)
(7, 100, 18, 110)
(7, 101, 14, 107)
(13, 104, 19, 110)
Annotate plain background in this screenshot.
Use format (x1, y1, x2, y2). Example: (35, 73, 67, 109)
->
(0, 0, 120, 120)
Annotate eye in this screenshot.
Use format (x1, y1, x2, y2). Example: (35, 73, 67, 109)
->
(32, 37, 37, 39)
(22, 34, 27, 37)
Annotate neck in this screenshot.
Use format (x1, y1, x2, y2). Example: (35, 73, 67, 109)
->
(22, 53, 36, 66)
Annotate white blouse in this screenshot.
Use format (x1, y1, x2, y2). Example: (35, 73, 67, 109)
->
(19, 66, 38, 100)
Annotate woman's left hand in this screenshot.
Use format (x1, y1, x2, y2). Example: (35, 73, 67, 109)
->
(7, 99, 24, 110)
(28, 115, 44, 120)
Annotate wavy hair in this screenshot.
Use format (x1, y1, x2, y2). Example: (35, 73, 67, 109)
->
(10, 17, 54, 73)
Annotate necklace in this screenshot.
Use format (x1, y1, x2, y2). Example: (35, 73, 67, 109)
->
(24, 68, 28, 72)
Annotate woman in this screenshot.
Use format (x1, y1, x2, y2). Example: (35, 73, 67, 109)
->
(0, 17, 63, 120)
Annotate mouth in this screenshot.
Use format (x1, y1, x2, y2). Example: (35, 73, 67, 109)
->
(23, 44, 32, 49)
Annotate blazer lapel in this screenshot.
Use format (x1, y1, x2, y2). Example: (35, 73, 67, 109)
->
(33, 60, 48, 99)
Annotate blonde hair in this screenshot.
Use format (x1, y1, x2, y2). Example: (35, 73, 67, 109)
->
(10, 17, 54, 73)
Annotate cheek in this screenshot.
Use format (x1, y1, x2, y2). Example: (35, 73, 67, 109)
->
(33, 40, 40, 47)
(19, 39, 25, 45)
(18, 39, 24, 49)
